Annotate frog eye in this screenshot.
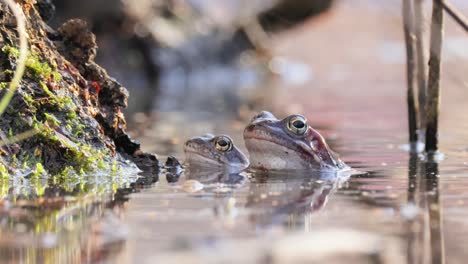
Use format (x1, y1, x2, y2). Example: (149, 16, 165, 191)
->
(287, 116, 308, 135)
(215, 136, 233, 152)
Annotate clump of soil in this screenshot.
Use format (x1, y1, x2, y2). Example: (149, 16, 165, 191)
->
(0, 1, 158, 180)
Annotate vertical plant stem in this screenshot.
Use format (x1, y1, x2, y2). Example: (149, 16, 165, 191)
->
(414, 0, 427, 141)
(0, 0, 28, 117)
(425, 0, 444, 152)
(403, 0, 420, 145)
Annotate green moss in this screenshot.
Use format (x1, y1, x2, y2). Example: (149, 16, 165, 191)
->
(2, 69, 14, 75)
(0, 82, 7, 90)
(38, 81, 76, 111)
(0, 164, 8, 179)
(0, 177, 9, 198)
(32, 162, 46, 178)
(71, 123, 85, 138)
(31, 178, 46, 196)
(97, 159, 107, 170)
(59, 166, 77, 178)
(39, 81, 55, 98)
(52, 71, 61, 82)
(30, 119, 110, 174)
(2, 45, 62, 82)
(23, 93, 34, 105)
(111, 160, 119, 173)
(66, 110, 77, 120)
(71, 144, 104, 171)
(2, 46, 19, 57)
(44, 113, 61, 127)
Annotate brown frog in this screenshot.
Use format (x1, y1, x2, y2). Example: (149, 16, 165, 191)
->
(184, 134, 249, 172)
(244, 111, 347, 171)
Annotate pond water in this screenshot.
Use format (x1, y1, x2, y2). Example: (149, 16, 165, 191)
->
(2, 1, 468, 263)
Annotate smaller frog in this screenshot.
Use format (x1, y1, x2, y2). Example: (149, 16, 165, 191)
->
(184, 134, 249, 171)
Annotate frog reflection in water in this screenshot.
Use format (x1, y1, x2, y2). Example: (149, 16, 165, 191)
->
(184, 134, 249, 172)
(244, 111, 348, 171)
(246, 174, 341, 228)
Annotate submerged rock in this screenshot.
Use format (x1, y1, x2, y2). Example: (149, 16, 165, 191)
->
(165, 156, 182, 183)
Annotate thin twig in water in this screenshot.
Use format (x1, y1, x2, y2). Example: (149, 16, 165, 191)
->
(0, 0, 28, 117)
(425, 0, 444, 152)
(403, 0, 420, 145)
(442, 0, 468, 32)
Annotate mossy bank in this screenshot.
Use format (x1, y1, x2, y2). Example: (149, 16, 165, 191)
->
(0, 1, 159, 185)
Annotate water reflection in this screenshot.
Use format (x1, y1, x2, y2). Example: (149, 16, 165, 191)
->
(0, 175, 138, 264)
(246, 171, 347, 230)
(406, 155, 445, 264)
(184, 166, 246, 185)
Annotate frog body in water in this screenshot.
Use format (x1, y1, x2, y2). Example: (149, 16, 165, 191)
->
(184, 134, 249, 172)
(244, 111, 347, 171)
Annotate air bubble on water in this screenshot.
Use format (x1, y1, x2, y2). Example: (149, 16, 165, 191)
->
(42, 233, 58, 248)
(420, 151, 446, 162)
(215, 187, 232, 193)
(400, 203, 419, 220)
(399, 142, 424, 153)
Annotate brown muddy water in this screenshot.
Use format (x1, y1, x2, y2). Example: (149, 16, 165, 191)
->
(2, 1, 468, 263)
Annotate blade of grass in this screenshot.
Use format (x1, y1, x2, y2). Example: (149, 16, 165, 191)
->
(0, 127, 41, 148)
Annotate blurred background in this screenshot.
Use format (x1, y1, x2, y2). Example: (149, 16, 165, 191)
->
(50, 0, 332, 115)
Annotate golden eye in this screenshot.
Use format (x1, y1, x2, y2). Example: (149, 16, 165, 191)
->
(287, 116, 308, 135)
(215, 136, 233, 152)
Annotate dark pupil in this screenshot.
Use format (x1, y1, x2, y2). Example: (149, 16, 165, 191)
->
(218, 139, 228, 147)
(293, 120, 305, 129)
